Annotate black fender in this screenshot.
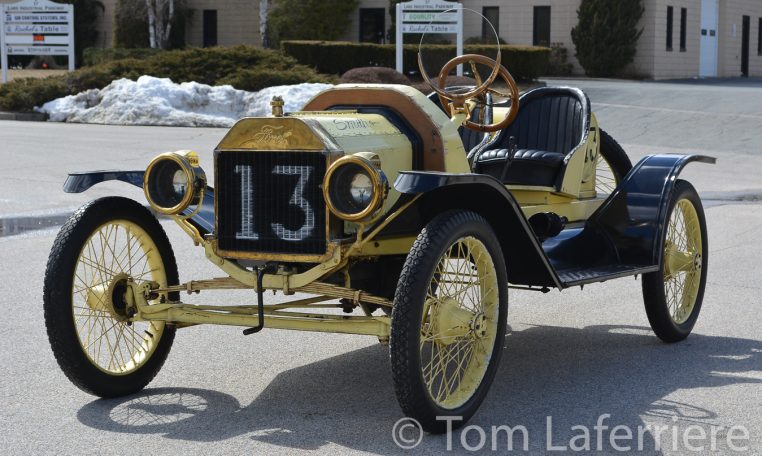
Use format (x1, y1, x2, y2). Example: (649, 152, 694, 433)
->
(590, 154, 716, 267)
(543, 154, 715, 287)
(391, 171, 561, 288)
(62, 170, 215, 235)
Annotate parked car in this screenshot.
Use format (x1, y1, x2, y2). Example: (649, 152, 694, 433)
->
(44, 52, 713, 433)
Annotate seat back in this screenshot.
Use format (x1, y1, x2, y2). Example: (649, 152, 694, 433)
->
(426, 88, 491, 154)
(485, 87, 591, 156)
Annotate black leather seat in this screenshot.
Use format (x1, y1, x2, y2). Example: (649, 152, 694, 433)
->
(473, 87, 591, 187)
(426, 88, 491, 154)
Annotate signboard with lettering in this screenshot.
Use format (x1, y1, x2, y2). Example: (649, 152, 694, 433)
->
(1, 0, 75, 83)
(395, 0, 463, 76)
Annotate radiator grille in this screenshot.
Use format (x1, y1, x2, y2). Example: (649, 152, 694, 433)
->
(216, 151, 327, 256)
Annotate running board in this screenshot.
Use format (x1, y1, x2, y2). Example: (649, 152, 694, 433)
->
(557, 265, 658, 287)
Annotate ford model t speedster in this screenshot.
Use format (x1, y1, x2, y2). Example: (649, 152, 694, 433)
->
(43, 49, 713, 433)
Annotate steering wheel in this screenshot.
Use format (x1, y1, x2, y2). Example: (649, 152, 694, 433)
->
(421, 53, 520, 133)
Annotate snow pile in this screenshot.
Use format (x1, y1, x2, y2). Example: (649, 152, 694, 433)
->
(37, 76, 332, 127)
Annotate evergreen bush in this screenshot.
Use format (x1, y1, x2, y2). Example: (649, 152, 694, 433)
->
(571, 0, 644, 77)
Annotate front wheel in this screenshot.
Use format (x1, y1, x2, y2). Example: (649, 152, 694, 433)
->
(43, 197, 179, 397)
(642, 180, 708, 342)
(390, 210, 508, 433)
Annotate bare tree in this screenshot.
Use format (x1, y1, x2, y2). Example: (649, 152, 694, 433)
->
(260, 0, 270, 48)
(145, 0, 175, 49)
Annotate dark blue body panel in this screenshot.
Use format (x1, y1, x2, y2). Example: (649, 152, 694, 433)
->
(63, 170, 216, 236)
(395, 154, 715, 288)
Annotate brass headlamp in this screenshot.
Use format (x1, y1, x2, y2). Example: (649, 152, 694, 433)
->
(143, 151, 206, 215)
(323, 154, 388, 222)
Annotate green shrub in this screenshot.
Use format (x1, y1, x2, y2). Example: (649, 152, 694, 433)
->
(340, 67, 411, 85)
(464, 36, 507, 45)
(281, 41, 550, 80)
(571, 0, 644, 77)
(545, 43, 574, 76)
(83, 48, 161, 66)
(268, 0, 358, 46)
(218, 67, 336, 92)
(0, 46, 331, 112)
(0, 77, 68, 112)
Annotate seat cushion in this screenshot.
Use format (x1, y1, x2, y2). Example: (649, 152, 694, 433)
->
(476, 148, 564, 186)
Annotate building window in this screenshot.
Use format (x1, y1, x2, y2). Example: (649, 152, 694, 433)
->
(666, 6, 673, 51)
(680, 8, 687, 51)
(202, 10, 217, 47)
(482, 7, 500, 42)
(533, 6, 551, 47)
(359, 8, 385, 43)
(758, 18, 761, 55)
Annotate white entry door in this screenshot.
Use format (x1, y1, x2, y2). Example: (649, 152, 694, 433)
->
(699, 0, 719, 77)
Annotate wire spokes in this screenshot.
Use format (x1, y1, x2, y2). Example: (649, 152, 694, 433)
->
(419, 236, 500, 409)
(73, 221, 167, 375)
(663, 200, 702, 324)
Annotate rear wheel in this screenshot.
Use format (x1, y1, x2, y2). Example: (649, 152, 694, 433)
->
(390, 211, 508, 433)
(642, 180, 708, 342)
(44, 197, 178, 397)
(596, 129, 633, 195)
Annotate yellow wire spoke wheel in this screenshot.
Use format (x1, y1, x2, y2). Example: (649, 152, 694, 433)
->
(642, 180, 708, 343)
(73, 220, 165, 375)
(595, 130, 632, 196)
(391, 211, 508, 434)
(44, 197, 178, 398)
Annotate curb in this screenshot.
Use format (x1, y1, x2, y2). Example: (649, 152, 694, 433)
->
(0, 111, 48, 121)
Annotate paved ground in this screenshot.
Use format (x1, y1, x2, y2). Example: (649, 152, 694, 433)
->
(0, 78, 760, 455)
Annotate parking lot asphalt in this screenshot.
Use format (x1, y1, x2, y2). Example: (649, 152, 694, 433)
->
(0, 78, 760, 455)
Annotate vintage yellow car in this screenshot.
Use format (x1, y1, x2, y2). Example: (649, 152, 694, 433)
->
(43, 52, 713, 433)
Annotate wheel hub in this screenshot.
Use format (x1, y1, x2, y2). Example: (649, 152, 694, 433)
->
(664, 242, 698, 277)
(471, 313, 488, 339)
(105, 272, 134, 322)
(430, 298, 477, 345)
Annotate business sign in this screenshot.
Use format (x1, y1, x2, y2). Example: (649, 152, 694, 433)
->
(395, 0, 463, 76)
(1, 0, 75, 83)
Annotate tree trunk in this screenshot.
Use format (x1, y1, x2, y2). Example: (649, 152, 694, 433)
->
(260, 0, 269, 48)
(145, 0, 175, 49)
(146, 0, 157, 48)
(160, 0, 175, 49)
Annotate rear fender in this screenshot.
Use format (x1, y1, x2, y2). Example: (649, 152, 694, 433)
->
(591, 154, 716, 267)
(388, 171, 561, 288)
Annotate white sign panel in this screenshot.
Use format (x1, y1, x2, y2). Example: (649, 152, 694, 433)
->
(401, 24, 459, 34)
(6, 45, 69, 55)
(396, 0, 463, 76)
(5, 24, 70, 34)
(6, 34, 69, 45)
(402, 12, 458, 22)
(1, 0, 75, 83)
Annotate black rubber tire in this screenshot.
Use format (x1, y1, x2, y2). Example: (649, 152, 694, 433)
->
(43, 197, 179, 398)
(642, 180, 708, 343)
(599, 129, 633, 184)
(390, 210, 508, 434)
